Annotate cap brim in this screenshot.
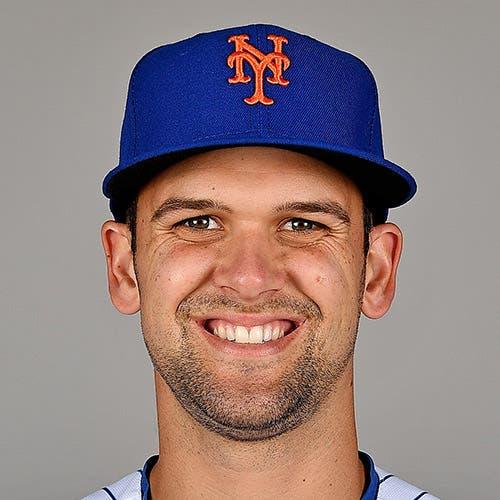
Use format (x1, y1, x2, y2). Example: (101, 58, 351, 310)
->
(104, 136, 416, 224)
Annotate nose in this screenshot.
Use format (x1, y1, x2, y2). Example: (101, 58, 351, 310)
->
(212, 227, 286, 302)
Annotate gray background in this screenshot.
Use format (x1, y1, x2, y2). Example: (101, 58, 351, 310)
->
(1, 1, 498, 499)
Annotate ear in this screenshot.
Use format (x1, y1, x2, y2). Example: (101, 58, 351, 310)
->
(101, 220, 140, 314)
(361, 223, 403, 319)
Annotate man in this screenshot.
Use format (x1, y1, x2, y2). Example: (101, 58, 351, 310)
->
(84, 24, 438, 499)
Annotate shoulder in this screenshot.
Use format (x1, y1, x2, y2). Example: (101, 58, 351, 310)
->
(81, 470, 141, 500)
(375, 465, 440, 500)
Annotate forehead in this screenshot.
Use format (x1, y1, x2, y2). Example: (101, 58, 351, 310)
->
(139, 146, 363, 214)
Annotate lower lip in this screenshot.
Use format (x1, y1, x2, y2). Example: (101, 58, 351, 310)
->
(195, 321, 305, 358)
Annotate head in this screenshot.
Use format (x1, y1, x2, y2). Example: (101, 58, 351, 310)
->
(102, 146, 403, 442)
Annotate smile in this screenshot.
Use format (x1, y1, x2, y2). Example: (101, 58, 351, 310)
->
(204, 319, 297, 344)
(193, 314, 305, 357)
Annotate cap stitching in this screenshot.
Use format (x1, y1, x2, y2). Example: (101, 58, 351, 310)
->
(368, 92, 377, 150)
(130, 70, 139, 159)
(182, 130, 374, 152)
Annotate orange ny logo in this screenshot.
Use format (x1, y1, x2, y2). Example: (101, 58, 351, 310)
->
(227, 34, 290, 105)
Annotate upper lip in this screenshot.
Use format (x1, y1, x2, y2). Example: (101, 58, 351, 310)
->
(193, 312, 306, 329)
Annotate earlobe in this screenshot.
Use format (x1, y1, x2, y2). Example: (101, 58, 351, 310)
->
(101, 220, 140, 314)
(361, 223, 403, 319)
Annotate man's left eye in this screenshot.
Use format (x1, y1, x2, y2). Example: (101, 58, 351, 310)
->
(282, 218, 321, 232)
(175, 216, 220, 230)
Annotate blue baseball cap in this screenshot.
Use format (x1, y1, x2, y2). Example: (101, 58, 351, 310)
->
(103, 23, 416, 224)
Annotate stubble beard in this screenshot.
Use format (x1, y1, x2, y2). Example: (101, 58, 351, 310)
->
(140, 281, 364, 443)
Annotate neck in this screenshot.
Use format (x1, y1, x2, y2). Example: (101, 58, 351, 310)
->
(149, 361, 365, 499)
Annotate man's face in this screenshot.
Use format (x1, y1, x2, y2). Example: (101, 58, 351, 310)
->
(132, 146, 367, 442)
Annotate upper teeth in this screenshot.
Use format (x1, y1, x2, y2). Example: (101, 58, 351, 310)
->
(210, 320, 289, 344)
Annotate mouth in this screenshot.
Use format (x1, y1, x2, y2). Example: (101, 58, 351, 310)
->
(197, 317, 303, 345)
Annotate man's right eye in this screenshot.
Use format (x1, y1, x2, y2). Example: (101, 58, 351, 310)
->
(173, 215, 220, 230)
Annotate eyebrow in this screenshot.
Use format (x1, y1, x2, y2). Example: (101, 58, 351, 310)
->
(151, 197, 350, 225)
(272, 200, 351, 225)
(151, 197, 233, 222)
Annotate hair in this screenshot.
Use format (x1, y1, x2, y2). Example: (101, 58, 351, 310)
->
(123, 195, 374, 258)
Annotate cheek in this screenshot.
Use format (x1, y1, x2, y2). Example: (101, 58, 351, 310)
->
(287, 246, 363, 355)
(141, 242, 216, 311)
(285, 242, 364, 332)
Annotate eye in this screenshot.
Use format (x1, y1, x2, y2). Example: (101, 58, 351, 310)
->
(281, 218, 323, 232)
(174, 215, 220, 230)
